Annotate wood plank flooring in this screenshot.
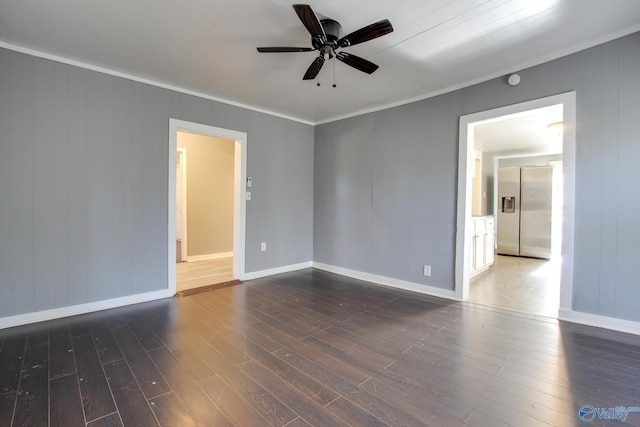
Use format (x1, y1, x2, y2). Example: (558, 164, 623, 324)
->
(176, 257, 234, 292)
(1, 268, 639, 426)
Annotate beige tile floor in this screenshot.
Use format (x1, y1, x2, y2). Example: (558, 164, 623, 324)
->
(468, 254, 560, 317)
(176, 257, 234, 292)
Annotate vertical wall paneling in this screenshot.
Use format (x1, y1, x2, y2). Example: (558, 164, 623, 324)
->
(112, 78, 135, 297)
(598, 42, 619, 316)
(572, 46, 605, 313)
(66, 66, 89, 306)
(86, 72, 115, 302)
(314, 97, 460, 287)
(9, 53, 35, 315)
(139, 85, 169, 294)
(53, 63, 70, 308)
(32, 58, 58, 311)
(0, 49, 11, 316)
(129, 82, 145, 296)
(614, 33, 640, 319)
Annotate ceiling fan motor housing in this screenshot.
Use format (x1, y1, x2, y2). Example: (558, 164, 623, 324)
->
(312, 19, 342, 57)
(321, 19, 342, 42)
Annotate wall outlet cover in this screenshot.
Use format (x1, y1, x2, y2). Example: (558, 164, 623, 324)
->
(423, 265, 431, 276)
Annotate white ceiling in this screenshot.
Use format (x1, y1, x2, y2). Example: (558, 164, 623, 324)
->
(1, 0, 639, 124)
(473, 104, 564, 157)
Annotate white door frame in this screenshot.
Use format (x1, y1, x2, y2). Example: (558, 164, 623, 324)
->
(176, 148, 188, 262)
(454, 92, 576, 315)
(168, 119, 247, 294)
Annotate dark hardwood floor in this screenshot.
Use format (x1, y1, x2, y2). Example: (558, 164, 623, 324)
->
(1, 268, 640, 426)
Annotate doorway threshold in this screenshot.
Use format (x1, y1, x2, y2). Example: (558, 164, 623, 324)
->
(176, 279, 243, 297)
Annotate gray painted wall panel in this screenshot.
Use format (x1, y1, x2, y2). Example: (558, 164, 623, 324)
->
(0, 49, 11, 316)
(10, 53, 35, 315)
(315, 94, 461, 287)
(112, 78, 135, 298)
(139, 84, 171, 294)
(598, 43, 620, 316)
(315, 31, 640, 322)
(0, 48, 314, 320)
(53, 63, 70, 308)
(244, 115, 314, 271)
(86, 72, 115, 302)
(614, 34, 640, 320)
(32, 58, 57, 311)
(572, 45, 604, 313)
(67, 66, 89, 306)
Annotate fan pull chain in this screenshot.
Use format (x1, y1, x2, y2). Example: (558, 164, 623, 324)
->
(333, 59, 337, 88)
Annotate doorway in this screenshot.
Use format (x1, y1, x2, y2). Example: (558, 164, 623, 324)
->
(455, 92, 576, 317)
(168, 119, 247, 295)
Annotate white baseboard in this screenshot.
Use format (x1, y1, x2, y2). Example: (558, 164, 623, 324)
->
(0, 289, 174, 330)
(186, 252, 233, 262)
(242, 261, 313, 281)
(558, 309, 640, 336)
(312, 262, 459, 301)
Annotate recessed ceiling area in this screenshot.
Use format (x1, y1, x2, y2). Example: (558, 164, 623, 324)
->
(0, 0, 639, 124)
(473, 104, 564, 157)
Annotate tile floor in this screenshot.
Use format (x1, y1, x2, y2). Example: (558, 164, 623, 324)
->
(468, 255, 560, 317)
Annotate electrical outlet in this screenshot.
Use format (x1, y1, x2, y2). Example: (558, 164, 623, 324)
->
(261, 242, 266, 251)
(423, 265, 431, 277)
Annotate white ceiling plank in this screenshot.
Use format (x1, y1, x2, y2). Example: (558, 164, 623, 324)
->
(0, 0, 639, 123)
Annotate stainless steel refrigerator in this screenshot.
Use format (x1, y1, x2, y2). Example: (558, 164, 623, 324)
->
(497, 166, 553, 259)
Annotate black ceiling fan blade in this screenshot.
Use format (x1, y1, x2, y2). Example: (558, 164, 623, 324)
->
(336, 52, 379, 74)
(303, 56, 325, 80)
(293, 4, 325, 38)
(257, 47, 315, 53)
(337, 19, 393, 48)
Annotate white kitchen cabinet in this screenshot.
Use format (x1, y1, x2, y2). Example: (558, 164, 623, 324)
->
(470, 216, 495, 277)
(485, 216, 495, 266)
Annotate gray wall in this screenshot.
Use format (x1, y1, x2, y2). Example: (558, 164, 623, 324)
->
(314, 31, 640, 323)
(0, 47, 314, 319)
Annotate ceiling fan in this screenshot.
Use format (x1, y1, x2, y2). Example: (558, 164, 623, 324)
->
(257, 4, 393, 81)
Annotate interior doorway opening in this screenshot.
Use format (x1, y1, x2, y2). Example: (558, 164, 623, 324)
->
(175, 132, 236, 293)
(469, 157, 564, 317)
(168, 119, 247, 296)
(455, 92, 576, 318)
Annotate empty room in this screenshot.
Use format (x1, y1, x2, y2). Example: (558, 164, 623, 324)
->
(1, 1, 640, 426)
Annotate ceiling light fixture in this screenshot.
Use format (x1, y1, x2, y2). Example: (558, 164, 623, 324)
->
(547, 121, 563, 137)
